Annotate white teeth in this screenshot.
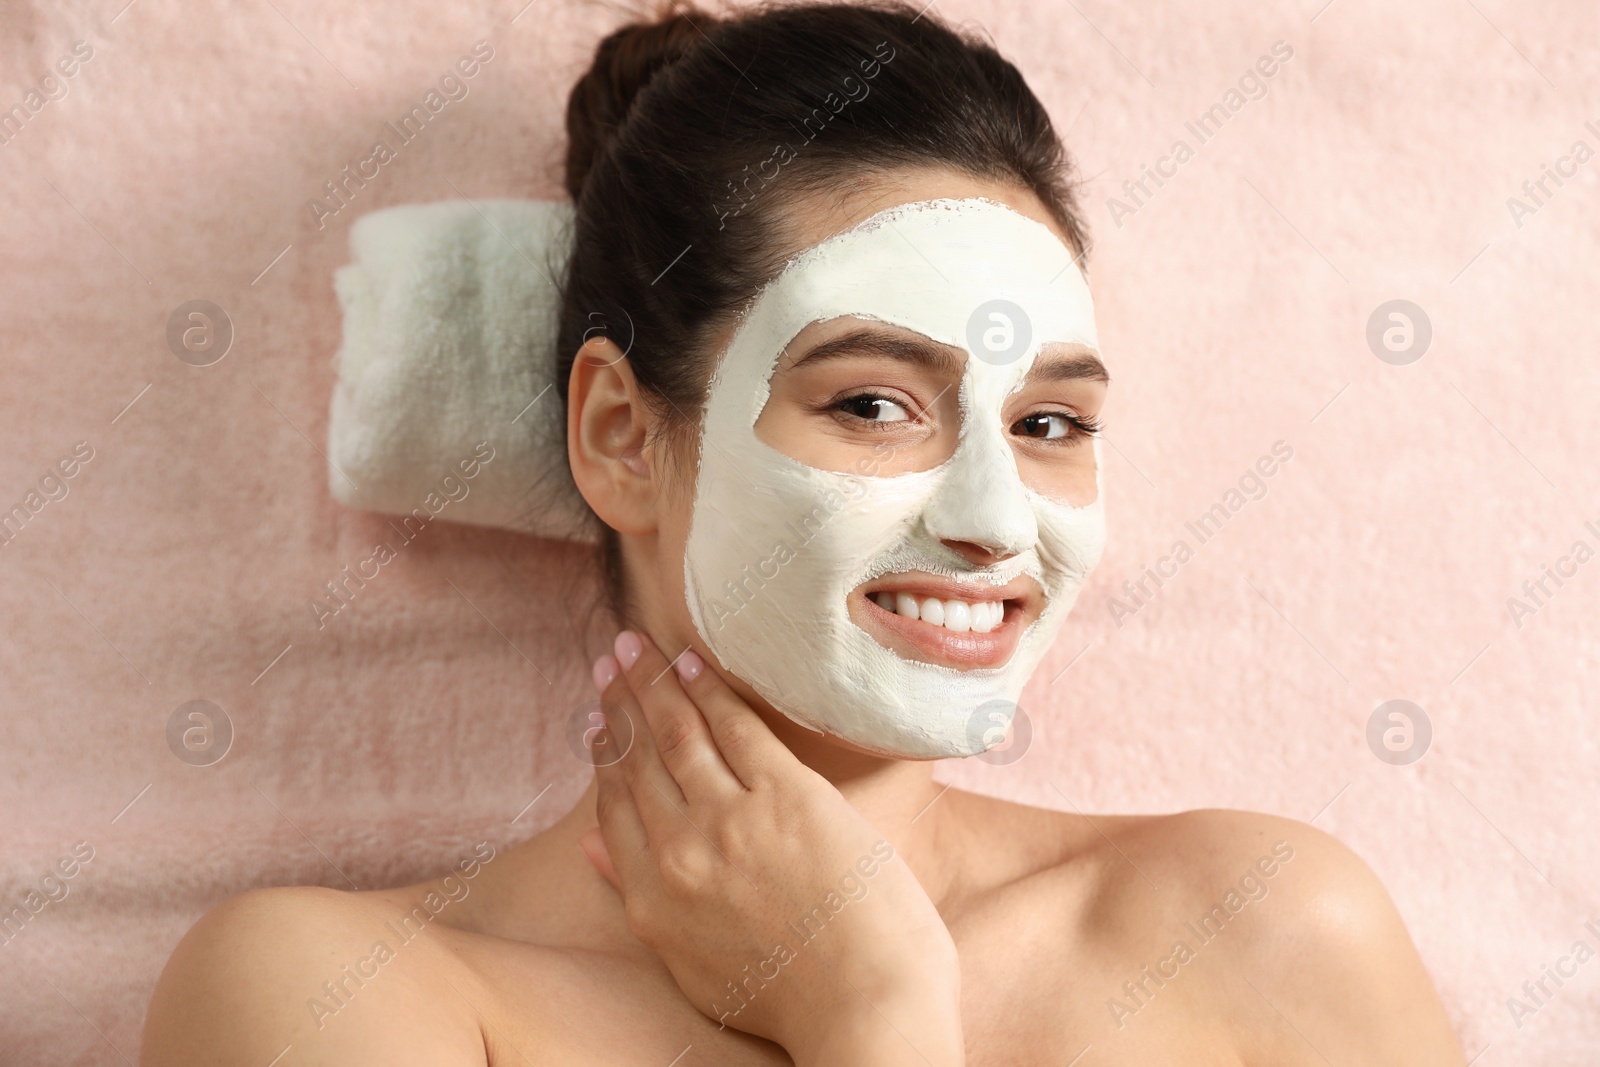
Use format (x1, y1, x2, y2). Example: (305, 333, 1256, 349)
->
(870, 591, 1005, 635)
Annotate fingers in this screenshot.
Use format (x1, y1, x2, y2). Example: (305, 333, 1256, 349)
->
(596, 662, 689, 820)
(590, 730, 651, 889)
(577, 826, 620, 891)
(650, 637, 797, 791)
(611, 631, 748, 801)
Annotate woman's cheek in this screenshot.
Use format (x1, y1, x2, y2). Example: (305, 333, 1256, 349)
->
(1017, 445, 1100, 507)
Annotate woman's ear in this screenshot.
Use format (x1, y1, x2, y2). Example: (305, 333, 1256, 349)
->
(568, 337, 658, 535)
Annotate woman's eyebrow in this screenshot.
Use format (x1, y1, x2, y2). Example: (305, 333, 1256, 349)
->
(787, 327, 1109, 384)
(1026, 344, 1110, 385)
(787, 326, 965, 376)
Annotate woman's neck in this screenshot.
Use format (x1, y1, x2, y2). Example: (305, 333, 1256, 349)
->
(758, 705, 960, 873)
(462, 711, 966, 947)
(581, 707, 963, 896)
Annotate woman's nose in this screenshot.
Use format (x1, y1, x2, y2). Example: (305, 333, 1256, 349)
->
(919, 417, 1037, 557)
(939, 538, 1017, 568)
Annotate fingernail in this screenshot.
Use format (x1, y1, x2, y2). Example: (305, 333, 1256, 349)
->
(614, 630, 643, 670)
(592, 654, 619, 692)
(675, 649, 704, 683)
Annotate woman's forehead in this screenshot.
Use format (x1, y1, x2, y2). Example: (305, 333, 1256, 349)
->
(716, 198, 1100, 401)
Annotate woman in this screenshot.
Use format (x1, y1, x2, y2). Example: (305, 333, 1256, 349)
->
(140, 2, 1465, 1063)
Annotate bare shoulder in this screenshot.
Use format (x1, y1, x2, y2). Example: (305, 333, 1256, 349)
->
(1099, 808, 1420, 950)
(140, 885, 488, 1067)
(1084, 808, 1466, 1065)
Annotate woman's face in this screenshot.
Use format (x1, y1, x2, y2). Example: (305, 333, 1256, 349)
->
(588, 169, 1108, 758)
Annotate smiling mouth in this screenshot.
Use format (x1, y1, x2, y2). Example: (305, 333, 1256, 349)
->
(851, 574, 1039, 670)
(868, 590, 1009, 633)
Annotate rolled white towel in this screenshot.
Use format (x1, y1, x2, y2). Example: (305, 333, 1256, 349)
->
(327, 198, 593, 541)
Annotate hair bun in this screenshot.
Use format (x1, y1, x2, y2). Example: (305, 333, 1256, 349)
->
(564, 2, 715, 199)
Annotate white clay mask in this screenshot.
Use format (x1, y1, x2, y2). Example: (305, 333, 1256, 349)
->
(682, 197, 1106, 758)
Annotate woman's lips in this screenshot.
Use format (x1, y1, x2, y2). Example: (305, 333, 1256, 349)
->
(849, 575, 1036, 670)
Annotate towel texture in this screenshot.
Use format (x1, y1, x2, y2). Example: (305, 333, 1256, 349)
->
(328, 198, 592, 540)
(1, 0, 1596, 1064)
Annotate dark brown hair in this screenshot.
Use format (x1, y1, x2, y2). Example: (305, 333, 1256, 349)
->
(557, 0, 1090, 618)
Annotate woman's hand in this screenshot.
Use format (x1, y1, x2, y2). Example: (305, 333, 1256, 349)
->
(580, 630, 964, 1066)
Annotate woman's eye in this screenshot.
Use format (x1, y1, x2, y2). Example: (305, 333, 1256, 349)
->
(839, 394, 913, 423)
(1012, 412, 1098, 440)
(1014, 413, 1070, 439)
